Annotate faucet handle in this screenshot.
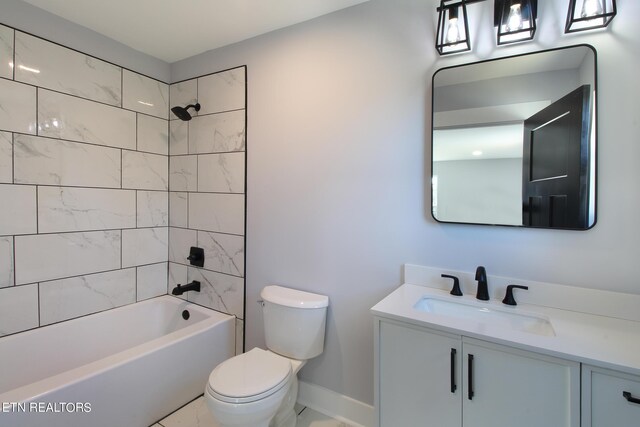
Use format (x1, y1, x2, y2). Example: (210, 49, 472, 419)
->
(442, 274, 463, 296)
(502, 285, 529, 306)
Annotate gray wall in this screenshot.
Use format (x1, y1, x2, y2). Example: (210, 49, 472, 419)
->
(172, 0, 640, 405)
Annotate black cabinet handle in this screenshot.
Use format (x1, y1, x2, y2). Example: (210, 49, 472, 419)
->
(623, 391, 640, 405)
(450, 348, 457, 393)
(468, 354, 474, 400)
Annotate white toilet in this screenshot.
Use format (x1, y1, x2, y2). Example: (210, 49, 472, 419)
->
(205, 285, 329, 427)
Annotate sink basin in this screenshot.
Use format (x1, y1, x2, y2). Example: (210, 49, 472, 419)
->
(414, 296, 555, 337)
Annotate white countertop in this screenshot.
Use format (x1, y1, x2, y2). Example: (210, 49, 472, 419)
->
(371, 283, 640, 376)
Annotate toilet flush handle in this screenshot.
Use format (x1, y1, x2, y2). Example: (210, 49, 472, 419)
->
(257, 299, 265, 307)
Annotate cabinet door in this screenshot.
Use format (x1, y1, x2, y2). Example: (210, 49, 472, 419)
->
(583, 365, 640, 427)
(377, 320, 461, 427)
(462, 338, 580, 427)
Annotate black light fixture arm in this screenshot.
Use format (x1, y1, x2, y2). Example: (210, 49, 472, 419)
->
(437, 0, 486, 13)
(436, 0, 537, 20)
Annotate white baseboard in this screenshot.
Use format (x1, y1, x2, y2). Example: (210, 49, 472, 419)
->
(297, 380, 374, 427)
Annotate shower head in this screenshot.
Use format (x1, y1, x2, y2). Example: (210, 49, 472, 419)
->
(171, 103, 201, 121)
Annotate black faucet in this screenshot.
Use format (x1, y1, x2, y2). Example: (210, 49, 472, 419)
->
(475, 266, 489, 301)
(171, 280, 201, 296)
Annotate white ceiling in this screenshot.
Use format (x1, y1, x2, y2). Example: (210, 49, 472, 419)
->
(21, 0, 370, 63)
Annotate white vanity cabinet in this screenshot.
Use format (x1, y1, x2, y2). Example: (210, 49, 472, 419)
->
(462, 338, 579, 427)
(375, 318, 580, 427)
(377, 320, 461, 427)
(582, 365, 640, 427)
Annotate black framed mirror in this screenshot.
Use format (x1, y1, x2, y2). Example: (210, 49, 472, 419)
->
(431, 45, 597, 230)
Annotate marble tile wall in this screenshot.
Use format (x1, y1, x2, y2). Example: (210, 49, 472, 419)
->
(168, 67, 247, 354)
(0, 24, 170, 337)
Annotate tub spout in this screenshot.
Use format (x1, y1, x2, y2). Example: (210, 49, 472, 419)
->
(172, 281, 201, 295)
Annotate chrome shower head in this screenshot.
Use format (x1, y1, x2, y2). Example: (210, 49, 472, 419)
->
(171, 103, 201, 121)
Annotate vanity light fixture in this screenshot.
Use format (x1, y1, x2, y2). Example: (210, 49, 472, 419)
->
(565, 0, 616, 33)
(435, 0, 538, 55)
(434, 0, 620, 56)
(495, 0, 537, 45)
(436, 0, 472, 55)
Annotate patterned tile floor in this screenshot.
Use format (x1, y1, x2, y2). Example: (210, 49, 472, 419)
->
(153, 396, 355, 427)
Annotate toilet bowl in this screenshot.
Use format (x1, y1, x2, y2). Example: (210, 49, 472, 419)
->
(205, 348, 304, 427)
(204, 286, 329, 427)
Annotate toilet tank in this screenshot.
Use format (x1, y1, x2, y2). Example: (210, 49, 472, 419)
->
(260, 285, 329, 360)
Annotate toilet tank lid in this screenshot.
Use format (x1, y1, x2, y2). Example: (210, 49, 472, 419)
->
(261, 285, 329, 309)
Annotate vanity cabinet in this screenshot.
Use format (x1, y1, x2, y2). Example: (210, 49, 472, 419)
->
(378, 320, 461, 426)
(582, 365, 640, 427)
(375, 318, 580, 427)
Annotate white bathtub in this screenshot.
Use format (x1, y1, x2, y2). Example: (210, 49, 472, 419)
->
(0, 295, 235, 427)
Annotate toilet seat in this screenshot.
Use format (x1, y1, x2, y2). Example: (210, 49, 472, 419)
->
(207, 348, 292, 404)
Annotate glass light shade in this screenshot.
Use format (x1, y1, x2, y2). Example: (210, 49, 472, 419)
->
(496, 0, 537, 45)
(436, 1, 471, 55)
(566, 0, 616, 33)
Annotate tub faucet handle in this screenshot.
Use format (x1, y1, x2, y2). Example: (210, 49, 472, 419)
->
(187, 246, 204, 267)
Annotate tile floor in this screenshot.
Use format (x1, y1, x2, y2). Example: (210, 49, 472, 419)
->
(152, 396, 355, 427)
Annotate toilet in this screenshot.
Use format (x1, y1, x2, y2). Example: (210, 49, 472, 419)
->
(204, 285, 329, 427)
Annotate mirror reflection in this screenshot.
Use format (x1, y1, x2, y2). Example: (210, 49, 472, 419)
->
(431, 45, 596, 229)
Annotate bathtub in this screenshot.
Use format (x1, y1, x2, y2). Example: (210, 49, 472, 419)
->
(0, 295, 235, 427)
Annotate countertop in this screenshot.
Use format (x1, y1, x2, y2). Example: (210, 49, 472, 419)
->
(371, 283, 640, 376)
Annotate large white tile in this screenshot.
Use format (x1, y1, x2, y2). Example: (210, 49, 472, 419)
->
(169, 79, 198, 121)
(169, 119, 189, 155)
(168, 262, 187, 299)
(189, 110, 245, 154)
(0, 284, 39, 337)
(198, 67, 246, 115)
(15, 231, 121, 285)
(0, 131, 12, 183)
(39, 268, 136, 325)
(38, 186, 136, 233)
(189, 193, 245, 235)
(122, 70, 169, 119)
(198, 231, 244, 277)
(0, 24, 14, 80)
(122, 227, 168, 267)
(14, 134, 121, 187)
(169, 192, 188, 228)
(187, 267, 244, 318)
(169, 155, 197, 192)
(0, 184, 36, 236)
(198, 152, 245, 193)
(0, 236, 14, 288)
(137, 190, 168, 227)
(38, 89, 136, 149)
(296, 408, 355, 427)
(169, 227, 197, 265)
(137, 114, 168, 155)
(158, 396, 215, 427)
(0, 79, 37, 134)
(137, 262, 167, 301)
(15, 32, 121, 106)
(122, 150, 168, 190)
